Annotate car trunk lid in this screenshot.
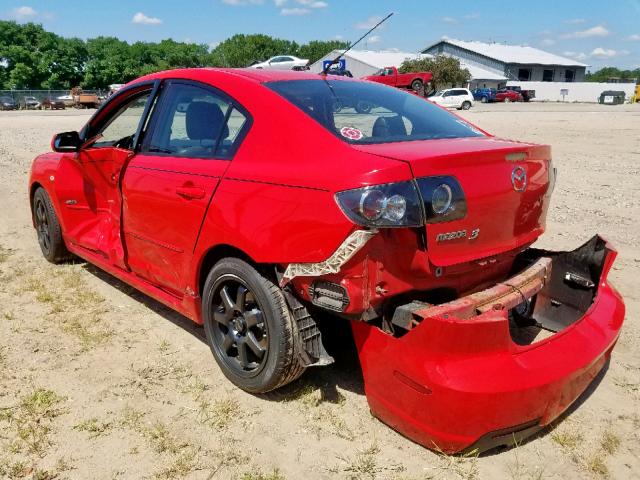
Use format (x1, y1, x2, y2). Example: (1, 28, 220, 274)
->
(353, 137, 552, 267)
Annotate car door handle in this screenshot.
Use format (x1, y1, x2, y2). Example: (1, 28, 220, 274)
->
(176, 186, 206, 200)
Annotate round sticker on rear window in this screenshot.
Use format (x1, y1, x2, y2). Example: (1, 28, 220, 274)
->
(340, 126, 363, 141)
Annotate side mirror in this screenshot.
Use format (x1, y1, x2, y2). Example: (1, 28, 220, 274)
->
(51, 131, 81, 152)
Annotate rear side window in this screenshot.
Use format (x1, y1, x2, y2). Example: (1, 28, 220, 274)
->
(267, 79, 483, 144)
(142, 82, 249, 159)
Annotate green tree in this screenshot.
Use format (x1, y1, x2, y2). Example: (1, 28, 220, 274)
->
(8, 62, 33, 88)
(297, 40, 349, 65)
(399, 55, 471, 91)
(209, 34, 299, 67)
(586, 67, 640, 83)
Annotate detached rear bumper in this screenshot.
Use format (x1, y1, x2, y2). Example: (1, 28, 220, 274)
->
(351, 236, 625, 454)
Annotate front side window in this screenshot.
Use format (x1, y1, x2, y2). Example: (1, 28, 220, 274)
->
(92, 92, 151, 149)
(143, 83, 248, 159)
(266, 79, 484, 144)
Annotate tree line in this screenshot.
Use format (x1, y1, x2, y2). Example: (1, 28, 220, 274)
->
(0, 20, 348, 90)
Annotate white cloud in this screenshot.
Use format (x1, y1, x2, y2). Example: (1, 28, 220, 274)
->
(223, 0, 264, 4)
(627, 34, 640, 41)
(274, 0, 287, 5)
(9, 6, 37, 19)
(464, 13, 480, 19)
(355, 15, 383, 29)
(540, 38, 555, 47)
(368, 35, 381, 44)
(441, 16, 458, 24)
(562, 25, 610, 39)
(281, 7, 310, 15)
(132, 12, 162, 24)
(295, 0, 327, 7)
(564, 18, 585, 24)
(589, 47, 624, 58)
(563, 51, 588, 61)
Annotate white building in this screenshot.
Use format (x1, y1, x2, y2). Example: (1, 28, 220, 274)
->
(308, 49, 507, 87)
(421, 38, 589, 83)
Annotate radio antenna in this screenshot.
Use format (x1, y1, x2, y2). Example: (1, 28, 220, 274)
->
(321, 12, 394, 75)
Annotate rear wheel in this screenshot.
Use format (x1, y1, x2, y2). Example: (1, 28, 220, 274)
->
(411, 79, 423, 93)
(32, 187, 71, 264)
(480, 96, 488, 103)
(504, 97, 512, 103)
(203, 258, 306, 393)
(461, 101, 472, 110)
(355, 101, 372, 114)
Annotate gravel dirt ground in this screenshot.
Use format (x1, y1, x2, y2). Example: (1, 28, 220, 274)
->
(0, 102, 639, 480)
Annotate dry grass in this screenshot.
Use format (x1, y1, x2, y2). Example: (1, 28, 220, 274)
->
(73, 417, 112, 439)
(600, 429, 621, 456)
(238, 469, 286, 480)
(0, 245, 12, 263)
(18, 265, 112, 348)
(197, 397, 241, 430)
(0, 388, 66, 457)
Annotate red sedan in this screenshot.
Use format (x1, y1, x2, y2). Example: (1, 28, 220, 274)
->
(495, 89, 524, 102)
(29, 68, 624, 453)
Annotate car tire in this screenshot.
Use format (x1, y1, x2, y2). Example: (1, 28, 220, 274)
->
(481, 96, 488, 103)
(355, 101, 372, 114)
(411, 79, 423, 93)
(32, 187, 72, 264)
(202, 258, 306, 393)
(461, 101, 472, 110)
(504, 97, 512, 103)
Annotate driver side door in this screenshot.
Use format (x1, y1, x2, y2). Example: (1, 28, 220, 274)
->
(55, 87, 155, 268)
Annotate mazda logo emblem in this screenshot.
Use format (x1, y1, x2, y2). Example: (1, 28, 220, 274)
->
(511, 166, 527, 192)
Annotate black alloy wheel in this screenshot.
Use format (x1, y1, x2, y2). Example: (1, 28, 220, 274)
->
(210, 276, 269, 374)
(34, 196, 51, 255)
(32, 188, 71, 264)
(202, 257, 306, 393)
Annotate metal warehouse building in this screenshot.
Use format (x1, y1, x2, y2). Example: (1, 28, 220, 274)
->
(421, 38, 588, 86)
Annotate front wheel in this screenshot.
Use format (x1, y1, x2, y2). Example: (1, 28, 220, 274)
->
(202, 258, 306, 393)
(480, 96, 488, 103)
(32, 187, 72, 264)
(504, 97, 512, 103)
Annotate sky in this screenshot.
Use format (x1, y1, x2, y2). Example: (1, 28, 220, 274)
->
(1, 0, 639, 71)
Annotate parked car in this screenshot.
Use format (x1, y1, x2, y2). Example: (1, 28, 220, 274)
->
(29, 68, 624, 455)
(598, 90, 625, 105)
(21, 96, 41, 109)
(472, 87, 496, 103)
(428, 88, 474, 110)
(0, 96, 18, 110)
(41, 97, 66, 110)
(250, 55, 308, 70)
(363, 66, 432, 93)
(495, 89, 523, 103)
(57, 94, 75, 107)
(504, 85, 535, 102)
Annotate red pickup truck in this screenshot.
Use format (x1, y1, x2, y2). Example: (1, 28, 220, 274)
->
(363, 66, 432, 93)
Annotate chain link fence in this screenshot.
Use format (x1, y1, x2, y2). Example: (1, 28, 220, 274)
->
(0, 89, 107, 108)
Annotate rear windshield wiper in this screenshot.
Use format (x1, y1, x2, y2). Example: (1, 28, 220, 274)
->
(146, 146, 174, 154)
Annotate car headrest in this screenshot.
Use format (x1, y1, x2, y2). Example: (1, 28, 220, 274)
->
(372, 115, 407, 138)
(186, 101, 229, 141)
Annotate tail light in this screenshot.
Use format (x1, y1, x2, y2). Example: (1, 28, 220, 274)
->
(416, 176, 467, 224)
(335, 176, 467, 228)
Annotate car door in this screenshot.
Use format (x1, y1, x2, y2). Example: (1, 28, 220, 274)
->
(121, 80, 250, 296)
(54, 84, 156, 268)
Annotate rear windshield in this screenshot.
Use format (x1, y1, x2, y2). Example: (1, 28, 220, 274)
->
(266, 79, 483, 144)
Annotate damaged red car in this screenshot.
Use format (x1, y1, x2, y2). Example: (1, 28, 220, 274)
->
(29, 68, 624, 454)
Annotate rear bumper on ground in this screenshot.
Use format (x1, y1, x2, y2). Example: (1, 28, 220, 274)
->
(351, 236, 625, 454)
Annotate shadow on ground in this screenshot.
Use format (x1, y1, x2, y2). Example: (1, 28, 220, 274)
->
(82, 261, 365, 400)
